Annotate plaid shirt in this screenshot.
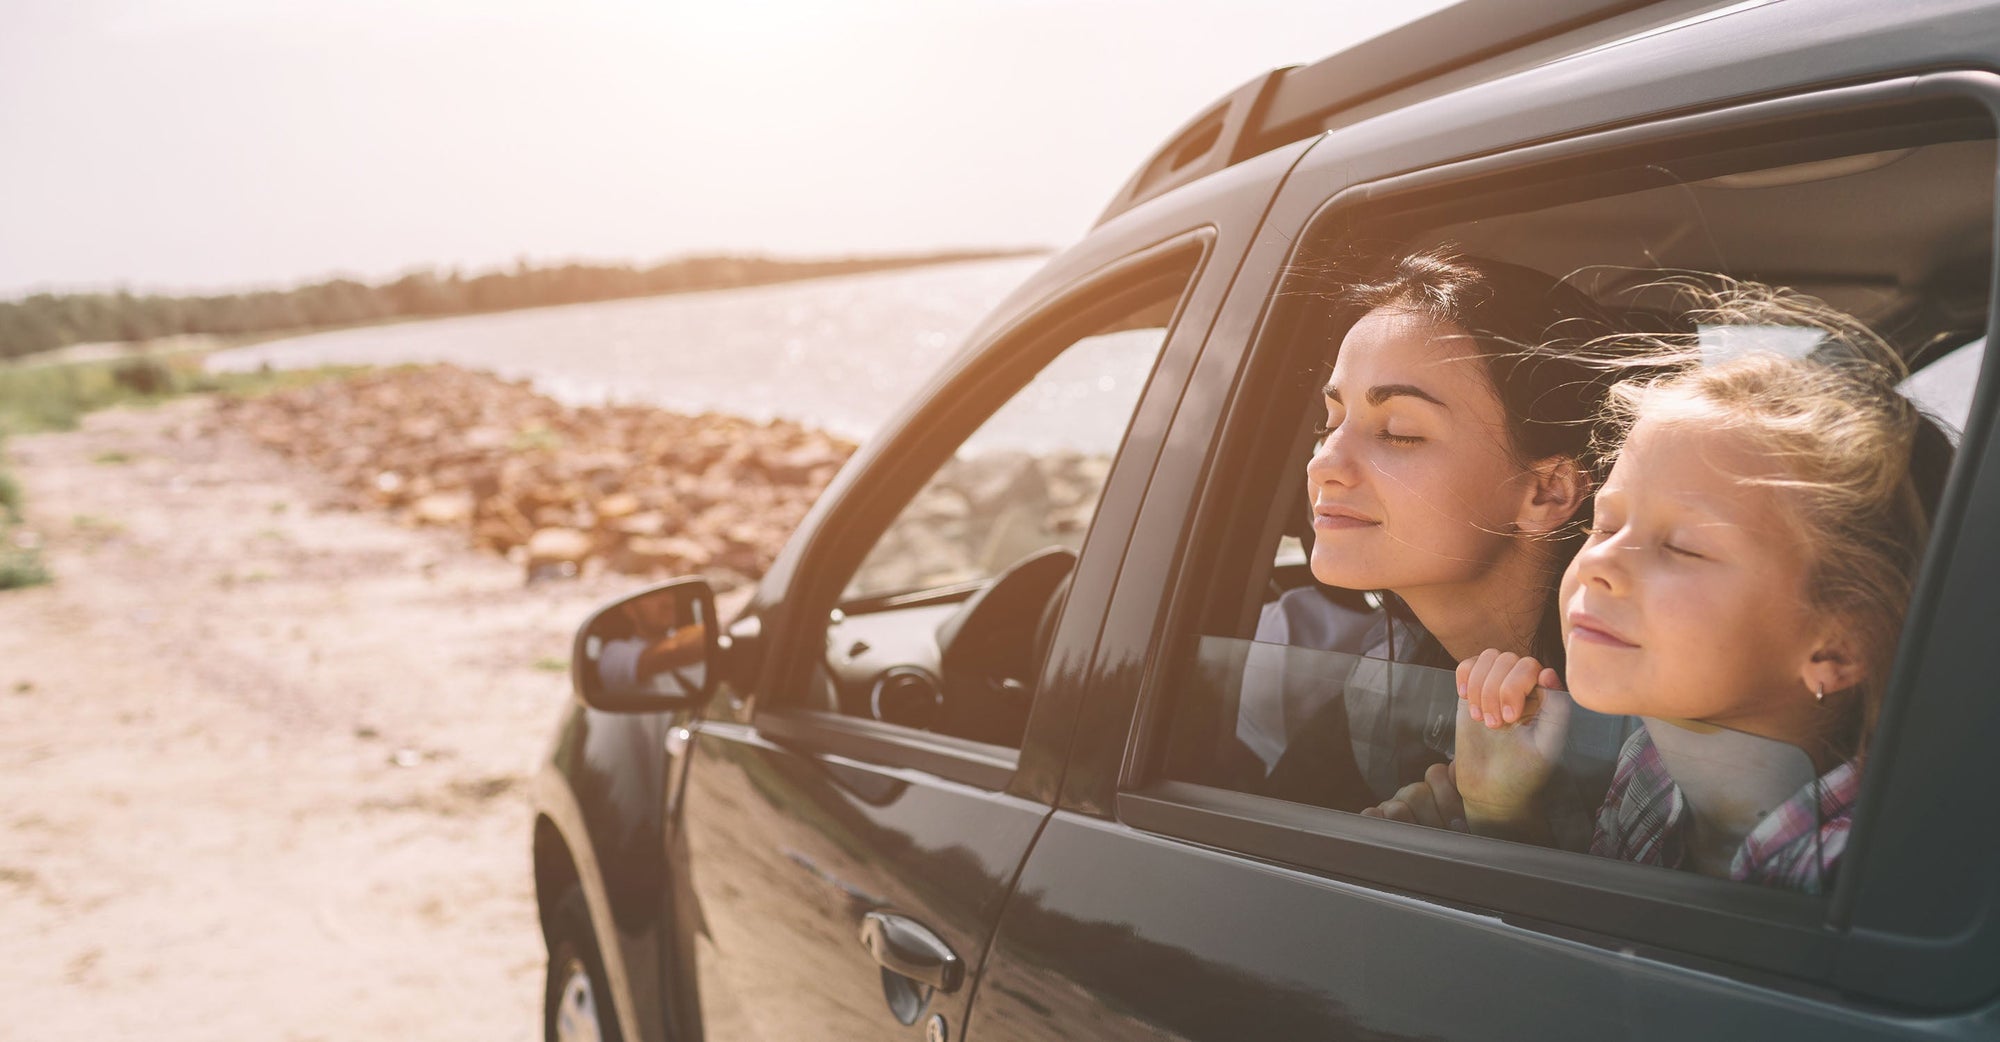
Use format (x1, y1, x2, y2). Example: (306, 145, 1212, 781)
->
(1589, 726, 1859, 895)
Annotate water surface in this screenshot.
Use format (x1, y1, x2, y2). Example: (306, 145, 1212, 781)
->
(209, 257, 1048, 442)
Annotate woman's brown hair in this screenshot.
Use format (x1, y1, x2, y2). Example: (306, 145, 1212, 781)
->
(1335, 245, 1634, 668)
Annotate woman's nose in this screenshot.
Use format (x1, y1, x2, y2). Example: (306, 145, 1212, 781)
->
(1307, 424, 1358, 488)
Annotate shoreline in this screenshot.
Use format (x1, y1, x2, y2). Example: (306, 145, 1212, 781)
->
(4, 249, 1050, 365)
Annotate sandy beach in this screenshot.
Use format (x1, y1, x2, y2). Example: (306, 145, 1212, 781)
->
(0, 396, 648, 1040)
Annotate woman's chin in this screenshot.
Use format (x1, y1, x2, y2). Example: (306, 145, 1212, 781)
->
(1307, 557, 1380, 593)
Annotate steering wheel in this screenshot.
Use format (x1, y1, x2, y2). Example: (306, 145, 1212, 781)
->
(924, 546, 1079, 745)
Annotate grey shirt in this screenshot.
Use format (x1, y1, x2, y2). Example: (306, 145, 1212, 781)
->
(1238, 588, 1437, 798)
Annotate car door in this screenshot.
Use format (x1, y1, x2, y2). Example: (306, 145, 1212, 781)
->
(968, 7, 2000, 1039)
(665, 140, 1313, 1042)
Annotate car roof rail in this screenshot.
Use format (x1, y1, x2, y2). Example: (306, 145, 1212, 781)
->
(1092, 0, 1665, 228)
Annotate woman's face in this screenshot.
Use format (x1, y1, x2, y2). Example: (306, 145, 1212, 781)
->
(1307, 307, 1540, 597)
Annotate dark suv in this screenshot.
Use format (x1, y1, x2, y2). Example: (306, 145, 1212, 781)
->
(532, 1, 2000, 1038)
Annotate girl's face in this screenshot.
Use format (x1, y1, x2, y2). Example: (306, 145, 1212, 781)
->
(1559, 415, 1836, 740)
(1307, 307, 1541, 597)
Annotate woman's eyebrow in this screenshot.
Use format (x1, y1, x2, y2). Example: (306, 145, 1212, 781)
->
(1320, 384, 1449, 408)
(1367, 383, 1448, 408)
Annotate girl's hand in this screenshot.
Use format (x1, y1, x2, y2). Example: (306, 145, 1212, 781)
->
(1457, 649, 1561, 729)
(1451, 650, 1572, 845)
(1362, 761, 1467, 832)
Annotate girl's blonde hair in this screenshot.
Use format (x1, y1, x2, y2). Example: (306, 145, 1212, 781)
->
(1594, 283, 1949, 759)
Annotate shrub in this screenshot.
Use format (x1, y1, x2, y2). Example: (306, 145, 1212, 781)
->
(0, 541, 48, 591)
(111, 356, 174, 395)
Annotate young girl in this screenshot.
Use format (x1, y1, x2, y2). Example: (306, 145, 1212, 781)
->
(1403, 295, 1946, 893)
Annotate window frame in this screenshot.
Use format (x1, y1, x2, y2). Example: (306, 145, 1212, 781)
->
(1116, 72, 2000, 999)
(746, 233, 1214, 792)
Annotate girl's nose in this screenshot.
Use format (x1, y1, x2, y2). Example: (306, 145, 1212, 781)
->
(1574, 529, 1628, 593)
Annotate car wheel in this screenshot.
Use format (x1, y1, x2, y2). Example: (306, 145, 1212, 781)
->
(545, 886, 623, 1042)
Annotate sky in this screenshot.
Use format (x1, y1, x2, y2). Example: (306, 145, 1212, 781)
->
(1, 0, 1456, 296)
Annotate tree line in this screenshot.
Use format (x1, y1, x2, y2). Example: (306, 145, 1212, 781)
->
(0, 249, 1039, 361)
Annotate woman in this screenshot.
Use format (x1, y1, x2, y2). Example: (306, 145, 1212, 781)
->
(1242, 246, 1627, 808)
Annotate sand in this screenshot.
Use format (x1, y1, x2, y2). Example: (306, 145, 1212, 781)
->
(0, 397, 649, 1040)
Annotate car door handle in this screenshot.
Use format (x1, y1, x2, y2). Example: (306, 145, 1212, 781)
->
(859, 911, 964, 993)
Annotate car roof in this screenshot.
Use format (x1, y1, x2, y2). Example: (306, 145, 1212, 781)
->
(1094, 0, 1732, 227)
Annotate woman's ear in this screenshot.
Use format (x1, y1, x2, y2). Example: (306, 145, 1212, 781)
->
(1516, 456, 1588, 536)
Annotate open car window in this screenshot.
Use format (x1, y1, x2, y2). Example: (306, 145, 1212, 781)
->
(1140, 88, 1994, 945)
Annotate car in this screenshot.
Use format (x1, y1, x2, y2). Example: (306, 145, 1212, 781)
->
(531, 1, 2000, 1038)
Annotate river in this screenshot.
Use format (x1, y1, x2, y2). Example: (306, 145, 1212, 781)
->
(207, 257, 1048, 442)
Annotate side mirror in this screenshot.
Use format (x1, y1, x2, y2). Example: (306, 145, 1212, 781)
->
(573, 577, 718, 713)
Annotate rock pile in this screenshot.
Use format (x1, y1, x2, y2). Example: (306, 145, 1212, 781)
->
(213, 365, 855, 585)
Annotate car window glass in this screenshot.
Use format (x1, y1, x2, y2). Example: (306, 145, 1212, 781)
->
(1171, 636, 1840, 886)
(1157, 116, 1992, 903)
(1901, 336, 1982, 441)
(813, 268, 1189, 748)
(844, 325, 1165, 602)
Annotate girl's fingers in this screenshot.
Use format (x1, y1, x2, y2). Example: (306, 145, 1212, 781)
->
(1477, 652, 1522, 728)
(1539, 667, 1561, 691)
(1499, 656, 1542, 723)
(1464, 650, 1504, 722)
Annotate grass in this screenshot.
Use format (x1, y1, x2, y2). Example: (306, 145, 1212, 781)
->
(0, 349, 364, 591)
(0, 349, 367, 438)
(0, 433, 42, 589)
(0, 543, 50, 590)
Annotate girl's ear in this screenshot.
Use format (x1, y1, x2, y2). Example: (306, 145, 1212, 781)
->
(1801, 635, 1868, 701)
(1516, 455, 1588, 536)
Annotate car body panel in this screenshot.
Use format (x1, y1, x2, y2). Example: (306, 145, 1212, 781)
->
(534, 706, 670, 1042)
(969, 810, 2000, 1041)
(675, 718, 1049, 1039)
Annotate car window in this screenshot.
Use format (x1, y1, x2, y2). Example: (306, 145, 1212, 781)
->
(810, 262, 1192, 749)
(1901, 335, 1982, 441)
(1151, 103, 1994, 910)
(844, 323, 1165, 602)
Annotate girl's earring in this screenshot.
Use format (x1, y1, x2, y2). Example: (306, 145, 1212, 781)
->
(1814, 682, 1825, 704)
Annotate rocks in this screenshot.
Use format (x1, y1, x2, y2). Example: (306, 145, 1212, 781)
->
(410, 492, 474, 527)
(213, 365, 856, 584)
(526, 526, 593, 564)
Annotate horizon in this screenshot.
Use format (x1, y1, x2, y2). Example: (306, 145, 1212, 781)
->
(3, 0, 1454, 298)
(2, 244, 1053, 303)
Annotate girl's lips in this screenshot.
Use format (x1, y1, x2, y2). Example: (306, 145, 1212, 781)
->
(1568, 611, 1638, 649)
(1312, 506, 1379, 530)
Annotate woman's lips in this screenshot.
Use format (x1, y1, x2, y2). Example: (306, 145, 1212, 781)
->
(1568, 610, 1638, 648)
(1312, 505, 1379, 530)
